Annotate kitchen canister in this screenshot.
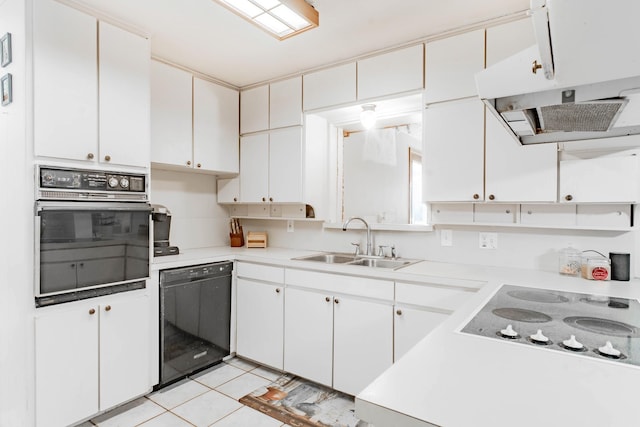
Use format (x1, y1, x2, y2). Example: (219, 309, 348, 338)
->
(581, 250, 610, 281)
(609, 252, 631, 281)
(558, 244, 581, 276)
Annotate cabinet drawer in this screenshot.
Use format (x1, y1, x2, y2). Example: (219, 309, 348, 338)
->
(285, 269, 393, 301)
(430, 203, 473, 224)
(396, 282, 476, 311)
(474, 204, 517, 223)
(236, 262, 284, 283)
(520, 204, 576, 226)
(576, 204, 632, 228)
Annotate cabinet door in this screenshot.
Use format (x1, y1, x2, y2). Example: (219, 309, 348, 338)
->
(33, 0, 98, 162)
(424, 29, 485, 103)
(486, 18, 535, 67)
(100, 294, 151, 410)
(284, 288, 334, 387)
(269, 127, 303, 203)
(333, 296, 393, 396)
(99, 22, 150, 168)
(240, 85, 269, 134)
(303, 63, 357, 111)
(236, 278, 284, 369)
(485, 112, 557, 202)
(194, 78, 239, 173)
(423, 98, 485, 202)
(150, 60, 193, 168)
(358, 44, 424, 100)
(270, 76, 302, 128)
(217, 177, 240, 203)
(35, 303, 99, 427)
(239, 133, 269, 202)
(559, 155, 640, 203)
(394, 306, 448, 361)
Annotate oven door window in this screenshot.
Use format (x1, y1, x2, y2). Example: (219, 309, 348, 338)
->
(38, 207, 150, 296)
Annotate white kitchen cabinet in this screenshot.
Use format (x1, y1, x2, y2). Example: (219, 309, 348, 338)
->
(239, 127, 305, 203)
(150, 60, 193, 168)
(270, 76, 302, 129)
(303, 62, 357, 111)
(394, 306, 448, 361)
(424, 29, 485, 103)
(35, 292, 151, 427)
(98, 22, 150, 168)
(520, 204, 577, 227)
(33, 1, 150, 168)
(486, 18, 535, 67)
(193, 77, 239, 173)
(559, 155, 640, 203)
(284, 287, 334, 387)
(284, 269, 394, 396)
(473, 203, 518, 224)
(33, 0, 97, 162)
(576, 204, 632, 228)
(236, 263, 285, 370)
(423, 98, 485, 202)
(240, 85, 269, 134)
(357, 44, 424, 100)
(217, 177, 240, 203)
(333, 295, 393, 395)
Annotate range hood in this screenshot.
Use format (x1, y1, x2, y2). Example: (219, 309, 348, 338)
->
(476, 0, 640, 145)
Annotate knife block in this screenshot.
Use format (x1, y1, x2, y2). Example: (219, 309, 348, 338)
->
(230, 226, 244, 247)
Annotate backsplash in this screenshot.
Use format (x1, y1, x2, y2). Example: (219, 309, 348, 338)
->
(151, 169, 229, 250)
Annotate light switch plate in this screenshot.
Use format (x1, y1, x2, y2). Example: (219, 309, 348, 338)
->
(479, 232, 497, 249)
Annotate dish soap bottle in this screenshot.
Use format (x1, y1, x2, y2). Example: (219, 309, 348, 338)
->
(559, 244, 581, 276)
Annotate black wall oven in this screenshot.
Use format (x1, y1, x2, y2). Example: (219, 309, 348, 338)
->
(35, 166, 151, 307)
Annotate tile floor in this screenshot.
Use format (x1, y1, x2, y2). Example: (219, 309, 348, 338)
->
(78, 358, 293, 427)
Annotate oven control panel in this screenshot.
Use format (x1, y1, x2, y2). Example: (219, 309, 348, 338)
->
(39, 167, 146, 193)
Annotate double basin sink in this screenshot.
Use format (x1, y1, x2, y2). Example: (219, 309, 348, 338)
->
(294, 252, 419, 270)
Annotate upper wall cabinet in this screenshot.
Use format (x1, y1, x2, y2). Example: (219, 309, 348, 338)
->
(150, 61, 193, 167)
(151, 61, 239, 174)
(303, 63, 357, 111)
(270, 77, 303, 129)
(240, 76, 303, 134)
(240, 85, 269, 134)
(485, 18, 535, 67)
(424, 29, 485, 103)
(357, 44, 424, 100)
(193, 77, 239, 174)
(33, 0, 151, 168)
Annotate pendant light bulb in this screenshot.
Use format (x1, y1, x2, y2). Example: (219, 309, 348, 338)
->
(360, 104, 377, 129)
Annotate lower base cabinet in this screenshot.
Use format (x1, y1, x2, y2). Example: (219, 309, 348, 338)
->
(35, 292, 151, 427)
(284, 279, 393, 396)
(393, 306, 449, 361)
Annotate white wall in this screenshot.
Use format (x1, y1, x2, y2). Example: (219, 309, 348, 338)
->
(237, 219, 637, 275)
(0, 0, 33, 425)
(150, 168, 229, 250)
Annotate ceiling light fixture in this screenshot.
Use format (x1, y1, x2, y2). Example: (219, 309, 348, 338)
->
(360, 104, 377, 129)
(214, 0, 319, 41)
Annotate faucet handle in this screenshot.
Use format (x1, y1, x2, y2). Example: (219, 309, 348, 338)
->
(377, 245, 388, 257)
(350, 242, 361, 257)
(391, 245, 397, 260)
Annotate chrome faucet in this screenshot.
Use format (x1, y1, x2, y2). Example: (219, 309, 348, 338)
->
(342, 217, 372, 256)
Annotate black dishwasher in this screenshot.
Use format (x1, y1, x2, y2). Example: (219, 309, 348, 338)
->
(159, 261, 232, 388)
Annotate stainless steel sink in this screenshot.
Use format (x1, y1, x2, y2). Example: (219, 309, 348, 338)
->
(294, 252, 418, 270)
(294, 253, 357, 264)
(347, 258, 413, 269)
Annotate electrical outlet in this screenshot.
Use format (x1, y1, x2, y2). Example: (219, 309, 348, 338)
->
(479, 232, 497, 249)
(287, 220, 294, 233)
(441, 229, 453, 247)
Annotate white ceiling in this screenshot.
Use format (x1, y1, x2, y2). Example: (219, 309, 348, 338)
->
(71, 0, 529, 88)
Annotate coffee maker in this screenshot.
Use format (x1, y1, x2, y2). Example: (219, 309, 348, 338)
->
(152, 205, 179, 256)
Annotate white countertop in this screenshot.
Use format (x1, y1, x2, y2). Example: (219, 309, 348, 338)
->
(152, 246, 640, 427)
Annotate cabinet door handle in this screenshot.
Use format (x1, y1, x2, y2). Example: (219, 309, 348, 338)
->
(262, 197, 266, 202)
(70, 263, 76, 268)
(565, 194, 573, 201)
(473, 193, 480, 200)
(187, 160, 192, 166)
(233, 197, 238, 202)
(334, 298, 340, 304)
(396, 309, 403, 316)
(325, 296, 331, 302)
(275, 288, 281, 294)
(104, 155, 111, 162)
(89, 308, 96, 315)
(488, 194, 495, 201)
(104, 305, 112, 312)
(197, 163, 202, 168)
(87, 153, 94, 160)
(269, 197, 273, 202)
